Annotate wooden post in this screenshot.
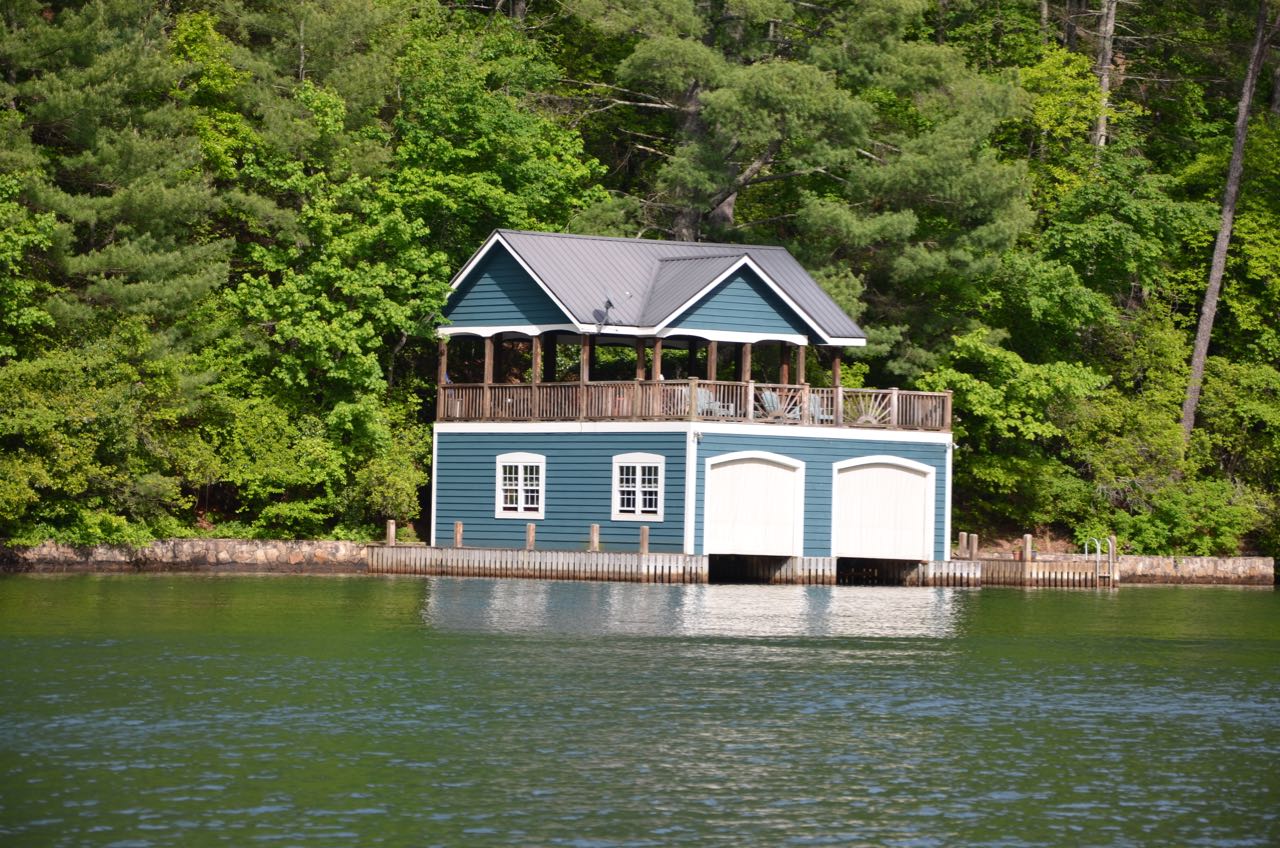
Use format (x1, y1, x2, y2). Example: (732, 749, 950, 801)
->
(526, 523, 536, 551)
(688, 377, 699, 420)
(589, 523, 600, 552)
(688, 339, 698, 376)
(639, 525, 649, 555)
(943, 390, 953, 432)
(635, 339, 646, 381)
(386, 519, 396, 547)
(800, 382, 810, 424)
(779, 342, 790, 384)
(453, 521, 463, 548)
(436, 339, 450, 421)
(831, 350, 841, 387)
(741, 342, 752, 382)
(530, 334, 543, 418)
(969, 533, 980, 561)
(705, 340, 718, 381)
(653, 339, 663, 379)
(747, 379, 755, 420)
(795, 344, 805, 384)
(889, 387, 899, 428)
(579, 334, 590, 419)
(835, 385, 843, 426)
(482, 335, 495, 418)
(958, 531, 968, 558)
(1022, 533, 1033, 562)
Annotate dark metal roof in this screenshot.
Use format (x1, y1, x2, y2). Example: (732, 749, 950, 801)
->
(643, 254, 744, 325)
(489, 230, 866, 343)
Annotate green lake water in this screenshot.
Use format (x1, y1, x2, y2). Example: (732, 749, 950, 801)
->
(0, 575, 1277, 847)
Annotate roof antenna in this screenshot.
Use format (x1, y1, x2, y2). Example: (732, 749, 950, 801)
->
(596, 297, 614, 333)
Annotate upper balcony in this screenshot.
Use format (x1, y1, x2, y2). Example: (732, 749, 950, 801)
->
(439, 379, 950, 432)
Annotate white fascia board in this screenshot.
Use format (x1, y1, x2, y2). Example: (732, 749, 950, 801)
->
(684, 429, 697, 554)
(430, 426, 439, 547)
(437, 324, 581, 338)
(447, 230, 501, 288)
(944, 441, 953, 563)
(654, 327, 810, 346)
(446, 232, 586, 332)
(692, 421, 952, 445)
(651, 255, 835, 344)
(827, 337, 868, 347)
(434, 420, 953, 445)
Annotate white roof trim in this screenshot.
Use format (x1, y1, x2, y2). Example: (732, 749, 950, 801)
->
(446, 232, 585, 332)
(434, 420, 953, 444)
(437, 324, 581, 338)
(655, 328, 809, 345)
(651, 255, 836, 344)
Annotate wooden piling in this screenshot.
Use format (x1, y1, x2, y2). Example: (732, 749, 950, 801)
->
(639, 526, 649, 555)
(453, 521, 463, 548)
(386, 519, 396, 547)
(525, 523, 536, 551)
(589, 523, 600, 552)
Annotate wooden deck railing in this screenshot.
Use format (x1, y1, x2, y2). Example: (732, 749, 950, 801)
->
(439, 380, 950, 432)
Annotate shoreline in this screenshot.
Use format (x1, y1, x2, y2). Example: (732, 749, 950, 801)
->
(1, 539, 1272, 586)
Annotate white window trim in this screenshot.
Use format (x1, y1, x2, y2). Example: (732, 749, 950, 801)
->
(612, 452, 665, 522)
(495, 452, 546, 520)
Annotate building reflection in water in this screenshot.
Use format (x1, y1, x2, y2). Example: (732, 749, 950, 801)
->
(422, 579, 960, 639)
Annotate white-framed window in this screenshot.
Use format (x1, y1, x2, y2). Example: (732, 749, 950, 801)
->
(495, 452, 545, 519)
(612, 452, 664, 522)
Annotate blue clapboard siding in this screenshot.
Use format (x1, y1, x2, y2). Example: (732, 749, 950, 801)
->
(694, 433, 948, 560)
(445, 248, 570, 327)
(434, 431, 686, 552)
(668, 267, 813, 338)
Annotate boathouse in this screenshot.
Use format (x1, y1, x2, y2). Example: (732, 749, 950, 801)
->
(430, 230, 953, 571)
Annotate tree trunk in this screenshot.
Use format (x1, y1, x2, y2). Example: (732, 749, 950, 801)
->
(1181, 2, 1280, 440)
(1064, 0, 1083, 51)
(1271, 60, 1280, 115)
(1040, 0, 1050, 42)
(671, 207, 702, 242)
(1091, 0, 1118, 149)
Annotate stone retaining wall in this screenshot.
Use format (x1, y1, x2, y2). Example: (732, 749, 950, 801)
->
(975, 552, 1274, 585)
(1114, 555, 1273, 585)
(0, 539, 368, 574)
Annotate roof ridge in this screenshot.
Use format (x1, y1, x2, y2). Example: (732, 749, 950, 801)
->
(655, 253, 744, 263)
(496, 228, 788, 251)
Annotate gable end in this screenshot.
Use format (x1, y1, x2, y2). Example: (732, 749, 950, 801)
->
(665, 266, 815, 341)
(443, 243, 574, 330)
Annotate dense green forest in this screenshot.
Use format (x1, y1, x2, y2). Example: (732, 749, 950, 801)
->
(1, 0, 1277, 554)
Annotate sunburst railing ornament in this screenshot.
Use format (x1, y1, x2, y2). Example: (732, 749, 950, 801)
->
(844, 389, 893, 427)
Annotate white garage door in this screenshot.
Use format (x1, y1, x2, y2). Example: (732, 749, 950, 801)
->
(704, 452, 804, 556)
(832, 457, 934, 561)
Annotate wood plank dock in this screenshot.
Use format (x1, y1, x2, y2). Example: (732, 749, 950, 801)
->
(368, 547, 1120, 588)
(369, 545, 712, 584)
